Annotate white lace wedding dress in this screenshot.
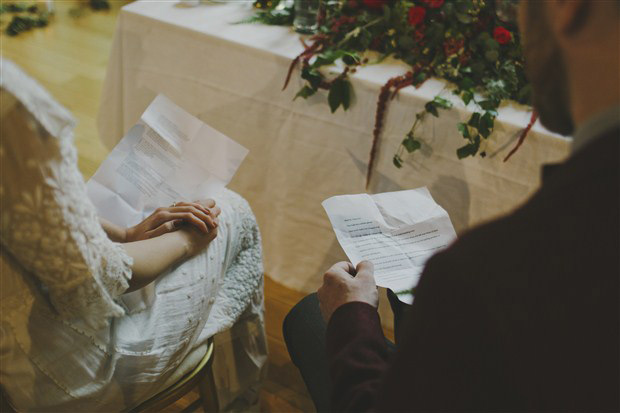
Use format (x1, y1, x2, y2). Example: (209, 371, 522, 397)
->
(0, 59, 267, 412)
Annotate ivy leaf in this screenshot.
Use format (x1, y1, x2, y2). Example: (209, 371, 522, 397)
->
(342, 53, 360, 65)
(328, 78, 352, 113)
(402, 136, 421, 153)
(485, 38, 500, 50)
(426, 22, 445, 46)
(468, 112, 481, 128)
(393, 154, 403, 168)
(414, 71, 427, 85)
(485, 50, 499, 62)
(425, 101, 439, 117)
(478, 99, 498, 111)
(456, 136, 480, 159)
(342, 79, 353, 110)
(457, 143, 476, 159)
(314, 50, 346, 67)
(398, 35, 415, 50)
(461, 90, 473, 105)
(459, 77, 474, 91)
(432, 96, 453, 109)
(301, 67, 323, 89)
(294, 85, 317, 100)
(479, 111, 495, 138)
(457, 122, 470, 139)
(478, 123, 489, 138)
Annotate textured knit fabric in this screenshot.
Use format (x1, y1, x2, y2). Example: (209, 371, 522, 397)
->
(0, 59, 266, 412)
(327, 129, 619, 412)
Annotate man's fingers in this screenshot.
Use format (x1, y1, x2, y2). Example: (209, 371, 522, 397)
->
(328, 261, 355, 276)
(356, 260, 375, 277)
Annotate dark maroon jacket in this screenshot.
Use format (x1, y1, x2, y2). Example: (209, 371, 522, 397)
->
(326, 130, 619, 412)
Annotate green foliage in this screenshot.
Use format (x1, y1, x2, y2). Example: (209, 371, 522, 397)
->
(294, 85, 317, 100)
(402, 135, 421, 153)
(249, 0, 531, 162)
(2, 4, 50, 36)
(236, 6, 294, 26)
(328, 78, 352, 113)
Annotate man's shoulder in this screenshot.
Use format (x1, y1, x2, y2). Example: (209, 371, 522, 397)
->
(423, 129, 619, 293)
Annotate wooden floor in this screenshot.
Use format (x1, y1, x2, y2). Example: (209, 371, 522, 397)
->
(1, 3, 392, 411)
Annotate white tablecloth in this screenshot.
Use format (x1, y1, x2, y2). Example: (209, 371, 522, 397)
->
(99, 0, 571, 294)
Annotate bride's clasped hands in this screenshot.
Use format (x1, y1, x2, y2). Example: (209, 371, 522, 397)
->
(99, 198, 225, 292)
(125, 199, 222, 242)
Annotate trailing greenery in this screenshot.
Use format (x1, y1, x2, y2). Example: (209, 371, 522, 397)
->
(249, 0, 533, 179)
(1, 3, 50, 36)
(1, 0, 113, 36)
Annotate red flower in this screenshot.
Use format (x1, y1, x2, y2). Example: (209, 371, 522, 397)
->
(493, 26, 512, 45)
(408, 6, 426, 26)
(422, 0, 444, 8)
(362, 0, 388, 9)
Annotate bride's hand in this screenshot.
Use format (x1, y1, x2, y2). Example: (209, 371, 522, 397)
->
(125, 200, 219, 242)
(180, 205, 222, 257)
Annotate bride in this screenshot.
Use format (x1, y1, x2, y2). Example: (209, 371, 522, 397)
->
(0, 59, 267, 411)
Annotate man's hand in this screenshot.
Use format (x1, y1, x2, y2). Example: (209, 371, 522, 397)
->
(317, 261, 379, 322)
(125, 200, 219, 242)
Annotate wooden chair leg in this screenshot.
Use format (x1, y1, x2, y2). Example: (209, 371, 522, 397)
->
(198, 366, 219, 412)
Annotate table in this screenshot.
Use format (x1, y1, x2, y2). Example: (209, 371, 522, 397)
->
(99, 0, 571, 294)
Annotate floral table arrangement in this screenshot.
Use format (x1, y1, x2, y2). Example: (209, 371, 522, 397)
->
(249, 0, 537, 185)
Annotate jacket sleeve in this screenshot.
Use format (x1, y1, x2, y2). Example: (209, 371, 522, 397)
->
(326, 301, 390, 412)
(326, 250, 496, 412)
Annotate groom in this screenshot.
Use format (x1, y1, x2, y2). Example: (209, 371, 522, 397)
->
(284, 1, 619, 411)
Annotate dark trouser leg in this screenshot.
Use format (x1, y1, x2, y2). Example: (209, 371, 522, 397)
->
(386, 289, 411, 346)
(282, 293, 332, 413)
(284, 293, 399, 412)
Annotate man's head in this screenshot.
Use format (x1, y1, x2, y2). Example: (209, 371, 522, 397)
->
(516, 0, 620, 135)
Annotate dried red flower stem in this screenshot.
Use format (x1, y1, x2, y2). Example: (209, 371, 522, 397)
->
(366, 70, 418, 188)
(282, 35, 327, 91)
(503, 111, 538, 162)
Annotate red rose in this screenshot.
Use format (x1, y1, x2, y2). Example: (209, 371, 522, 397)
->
(422, 0, 444, 8)
(408, 6, 426, 26)
(493, 26, 512, 45)
(362, 0, 388, 9)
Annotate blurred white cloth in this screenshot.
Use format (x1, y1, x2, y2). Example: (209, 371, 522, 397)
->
(0, 58, 266, 412)
(99, 1, 571, 295)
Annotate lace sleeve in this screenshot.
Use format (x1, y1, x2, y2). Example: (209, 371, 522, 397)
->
(0, 59, 133, 330)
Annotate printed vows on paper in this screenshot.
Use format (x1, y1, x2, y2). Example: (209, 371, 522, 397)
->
(322, 188, 457, 303)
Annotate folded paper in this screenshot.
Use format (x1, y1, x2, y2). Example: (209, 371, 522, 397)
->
(322, 187, 457, 303)
(87, 94, 248, 227)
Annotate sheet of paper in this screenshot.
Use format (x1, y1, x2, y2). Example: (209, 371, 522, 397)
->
(87, 94, 248, 227)
(322, 187, 457, 304)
